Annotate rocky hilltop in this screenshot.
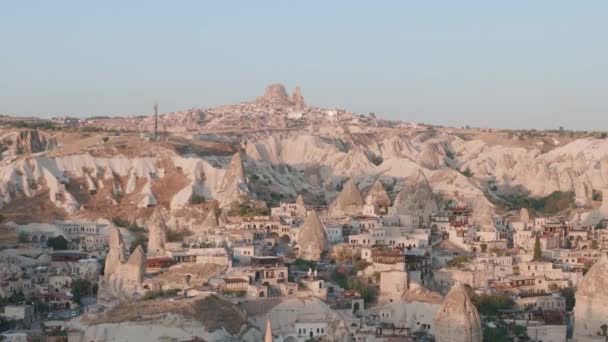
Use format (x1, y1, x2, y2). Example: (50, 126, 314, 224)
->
(0, 84, 607, 229)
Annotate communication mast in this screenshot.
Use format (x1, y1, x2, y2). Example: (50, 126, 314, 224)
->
(153, 102, 158, 141)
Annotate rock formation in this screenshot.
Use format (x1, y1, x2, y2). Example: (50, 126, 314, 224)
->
(147, 207, 167, 257)
(575, 179, 593, 207)
(574, 253, 608, 340)
(264, 318, 273, 342)
(321, 320, 352, 342)
(257, 83, 292, 106)
(217, 152, 250, 205)
(365, 179, 391, 207)
(193, 210, 218, 235)
(297, 210, 328, 261)
(104, 227, 126, 281)
(9, 130, 56, 155)
(296, 194, 306, 207)
(391, 170, 437, 225)
(98, 227, 146, 302)
(520, 208, 530, 224)
(434, 282, 482, 342)
(329, 179, 364, 217)
(291, 86, 306, 110)
(471, 196, 496, 231)
(601, 188, 608, 217)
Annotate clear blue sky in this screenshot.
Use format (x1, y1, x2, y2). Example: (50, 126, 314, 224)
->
(1, 1, 607, 130)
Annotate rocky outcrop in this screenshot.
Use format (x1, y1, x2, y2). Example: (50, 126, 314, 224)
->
(296, 194, 306, 207)
(193, 210, 218, 235)
(297, 210, 328, 261)
(434, 282, 482, 342)
(257, 84, 292, 106)
(471, 196, 496, 231)
(520, 208, 530, 224)
(574, 253, 608, 340)
(390, 170, 437, 225)
(321, 320, 351, 342)
(263, 318, 273, 342)
(147, 207, 167, 257)
(291, 86, 305, 110)
(329, 179, 364, 217)
(602, 189, 608, 216)
(10, 130, 56, 155)
(575, 179, 593, 207)
(98, 227, 146, 302)
(365, 179, 391, 207)
(217, 152, 250, 206)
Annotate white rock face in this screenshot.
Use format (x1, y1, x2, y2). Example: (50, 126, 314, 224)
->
(147, 207, 167, 257)
(574, 253, 608, 340)
(9, 129, 56, 155)
(433, 283, 482, 342)
(296, 210, 328, 261)
(329, 178, 364, 217)
(601, 189, 608, 217)
(98, 227, 146, 302)
(365, 179, 391, 207)
(216, 152, 251, 206)
(390, 170, 437, 224)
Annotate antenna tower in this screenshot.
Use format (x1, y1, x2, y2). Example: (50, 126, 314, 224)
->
(153, 102, 158, 141)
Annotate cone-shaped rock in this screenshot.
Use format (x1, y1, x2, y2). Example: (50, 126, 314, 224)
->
(296, 194, 305, 207)
(434, 282, 482, 342)
(196, 210, 218, 234)
(365, 179, 391, 207)
(574, 253, 608, 340)
(297, 211, 328, 261)
(218, 152, 250, 205)
(329, 179, 364, 216)
(391, 170, 437, 224)
(147, 207, 167, 257)
(104, 227, 126, 281)
(124, 245, 146, 285)
(264, 318, 274, 342)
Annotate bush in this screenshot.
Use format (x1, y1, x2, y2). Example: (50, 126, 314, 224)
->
(47, 235, 68, 250)
(498, 191, 574, 215)
(446, 255, 471, 268)
(465, 285, 514, 316)
(130, 234, 148, 253)
(18, 231, 29, 243)
(112, 217, 130, 227)
(166, 229, 192, 242)
(460, 167, 474, 178)
(190, 194, 205, 205)
(226, 200, 269, 217)
(71, 279, 94, 304)
(347, 278, 378, 304)
(560, 287, 575, 311)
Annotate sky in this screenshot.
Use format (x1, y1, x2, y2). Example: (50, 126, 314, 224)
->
(1, 1, 607, 131)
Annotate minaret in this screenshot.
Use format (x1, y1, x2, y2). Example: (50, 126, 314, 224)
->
(264, 318, 274, 342)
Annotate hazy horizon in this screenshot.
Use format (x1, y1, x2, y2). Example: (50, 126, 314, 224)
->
(1, 1, 607, 131)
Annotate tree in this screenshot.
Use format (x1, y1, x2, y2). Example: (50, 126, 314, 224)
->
(18, 231, 29, 243)
(533, 234, 542, 261)
(560, 287, 575, 311)
(47, 235, 68, 250)
(460, 167, 474, 178)
(481, 243, 488, 253)
(71, 279, 93, 304)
